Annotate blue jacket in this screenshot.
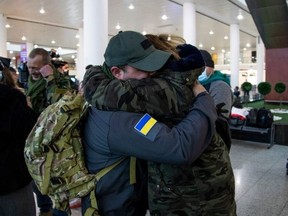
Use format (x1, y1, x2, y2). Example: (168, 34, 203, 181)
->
(82, 92, 217, 215)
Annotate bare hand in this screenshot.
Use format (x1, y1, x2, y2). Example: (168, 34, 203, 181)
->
(39, 64, 54, 77)
(26, 96, 32, 108)
(192, 80, 207, 97)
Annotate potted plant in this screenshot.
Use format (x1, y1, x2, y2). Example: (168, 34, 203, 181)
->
(274, 82, 286, 109)
(257, 82, 272, 107)
(241, 81, 252, 104)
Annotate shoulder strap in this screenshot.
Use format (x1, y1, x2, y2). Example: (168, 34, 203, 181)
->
(84, 157, 135, 216)
(84, 158, 125, 216)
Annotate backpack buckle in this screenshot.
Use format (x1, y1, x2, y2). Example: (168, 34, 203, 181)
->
(51, 177, 65, 185)
(50, 144, 59, 153)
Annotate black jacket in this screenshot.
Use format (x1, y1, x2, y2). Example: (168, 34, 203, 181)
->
(0, 84, 37, 195)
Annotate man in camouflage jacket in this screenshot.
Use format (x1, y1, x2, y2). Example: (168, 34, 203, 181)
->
(26, 48, 71, 115)
(83, 31, 236, 215)
(26, 48, 72, 216)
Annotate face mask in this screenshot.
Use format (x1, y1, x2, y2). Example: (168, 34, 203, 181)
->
(198, 68, 210, 82)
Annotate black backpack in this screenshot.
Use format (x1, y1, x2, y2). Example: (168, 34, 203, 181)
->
(246, 108, 258, 127)
(257, 108, 273, 128)
(215, 103, 232, 152)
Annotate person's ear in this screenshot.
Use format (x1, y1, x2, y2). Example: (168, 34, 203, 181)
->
(111, 66, 123, 80)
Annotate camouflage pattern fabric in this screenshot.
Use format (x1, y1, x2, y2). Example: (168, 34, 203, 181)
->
(83, 64, 236, 215)
(24, 93, 96, 215)
(26, 64, 72, 114)
(83, 65, 198, 125)
(148, 134, 236, 216)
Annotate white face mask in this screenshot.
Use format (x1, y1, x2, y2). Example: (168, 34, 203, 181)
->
(198, 68, 210, 82)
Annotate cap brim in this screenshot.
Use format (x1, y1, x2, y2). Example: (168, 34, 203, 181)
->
(129, 50, 171, 72)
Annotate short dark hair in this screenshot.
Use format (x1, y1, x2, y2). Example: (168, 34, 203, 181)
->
(85, 64, 93, 70)
(29, 48, 51, 64)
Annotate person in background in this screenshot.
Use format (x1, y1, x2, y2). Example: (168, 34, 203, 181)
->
(199, 49, 233, 118)
(232, 85, 242, 107)
(234, 86, 240, 98)
(26, 48, 72, 216)
(0, 57, 37, 216)
(53, 60, 79, 91)
(9, 66, 25, 93)
(82, 31, 236, 215)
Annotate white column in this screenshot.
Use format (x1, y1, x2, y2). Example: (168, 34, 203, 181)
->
(230, 24, 240, 89)
(0, 14, 7, 57)
(77, 28, 84, 81)
(83, 0, 108, 70)
(256, 36, 265, 83)
(183, 1, 196, 45)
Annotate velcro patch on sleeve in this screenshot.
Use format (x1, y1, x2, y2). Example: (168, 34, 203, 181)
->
(134, 113, 157, 135)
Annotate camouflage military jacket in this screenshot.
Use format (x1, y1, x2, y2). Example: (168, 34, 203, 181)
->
(26, 64, 72, 114)
(83, 64, 204, 125)
(83, 63, 236, 215)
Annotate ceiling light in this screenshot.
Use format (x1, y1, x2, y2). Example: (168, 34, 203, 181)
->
(5, 23, 10, 28)
(6, 42, 10, 45)
(51, 40, 56, 44)
(246, 43, 251, 47)
(142, 31, 147, 35)
(224, 36, 228, 40)
(161, 14, 168, 20)
(75, 34, 79, 38)
(128, 4, 134, 9)
(199, 43, 203, 48)
(12, 56, 16, 60)
(77, 43, 80, 47)
(34, 44, 38, 48)
(211, 46, 215, 50)
(40, 7, 45, 14)
(243, 47, 247, 51)
(71, 55, 75, 59)
(237, 14, 243, 20)
(222, 49, 225, 53)
(9, 50, 13, 54)
(237, 10, 243, 20)
(116, 23, 121, 29)
(209, 30, 214, 35)
(167, 35, 171, 41)
(21, 36, 26, 41)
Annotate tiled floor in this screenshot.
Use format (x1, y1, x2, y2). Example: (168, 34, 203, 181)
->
(36, 139, 288, 216)
(231, 139, 288, 216)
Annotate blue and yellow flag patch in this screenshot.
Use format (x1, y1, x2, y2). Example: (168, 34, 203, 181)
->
(134, 113, 157, 135)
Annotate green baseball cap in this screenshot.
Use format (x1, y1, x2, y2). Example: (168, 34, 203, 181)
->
(104, 31, 171, 72)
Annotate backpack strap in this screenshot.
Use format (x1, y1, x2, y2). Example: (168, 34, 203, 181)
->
(84, 157, 126, 216)
(129, 156, 136, 184)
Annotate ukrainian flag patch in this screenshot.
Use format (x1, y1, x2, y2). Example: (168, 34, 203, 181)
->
(134, 113, 157, 135)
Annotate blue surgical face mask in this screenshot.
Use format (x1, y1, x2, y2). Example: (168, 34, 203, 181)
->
(198, 68, 210, 82)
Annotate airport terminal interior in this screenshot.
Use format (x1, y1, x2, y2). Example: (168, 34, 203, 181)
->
(1, 0, 288, 216)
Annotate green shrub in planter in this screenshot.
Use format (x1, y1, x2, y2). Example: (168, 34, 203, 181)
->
(258, 82, 272, 96)
(274, 82, 286, 108)
(257, 82, 272, 107)
(274, 82, 286, 94)
(241, 81, 253, 92)
(241, 82, 252, 103)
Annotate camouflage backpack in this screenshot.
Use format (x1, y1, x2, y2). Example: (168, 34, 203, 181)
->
(24, 92, 123, 216)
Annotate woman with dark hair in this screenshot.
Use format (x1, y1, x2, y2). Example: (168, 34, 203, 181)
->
(0, 57, 37, 216)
